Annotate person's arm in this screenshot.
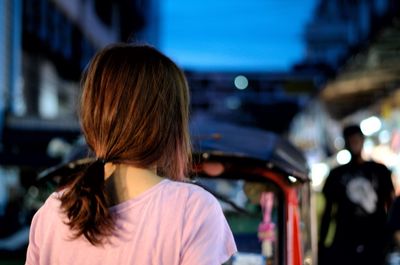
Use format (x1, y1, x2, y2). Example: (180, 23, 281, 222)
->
(180, 191, 237, 265)
(384, 168, 395, 212)
(319, 194, 333, 247)
(319, 173, 336, 248)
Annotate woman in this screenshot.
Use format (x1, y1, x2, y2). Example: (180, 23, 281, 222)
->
(26, 44, 237, 264)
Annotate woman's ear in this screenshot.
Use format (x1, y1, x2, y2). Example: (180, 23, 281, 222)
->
(104, 163, 117, 179)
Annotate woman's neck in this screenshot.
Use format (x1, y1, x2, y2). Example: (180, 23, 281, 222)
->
(104, 164, 163, 206)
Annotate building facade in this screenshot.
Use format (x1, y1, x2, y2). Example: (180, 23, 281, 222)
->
(0, 0, 149, 167)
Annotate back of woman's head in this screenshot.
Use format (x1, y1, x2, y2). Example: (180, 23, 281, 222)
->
(81, 43, 191, 178)
(60, 43, 191, 245)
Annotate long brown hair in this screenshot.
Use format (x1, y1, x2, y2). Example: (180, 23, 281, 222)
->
(60, 43, 191, 245)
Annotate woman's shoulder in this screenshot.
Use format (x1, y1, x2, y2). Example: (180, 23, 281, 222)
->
(164, 179, 220, 207)
(29, 191, 65, 234)
(34, 191, 63, 216)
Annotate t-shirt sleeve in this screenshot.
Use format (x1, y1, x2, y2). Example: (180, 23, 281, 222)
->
(180, 189, 237, 265)
(25, 192, 59, 265)
(25, 206, 43, 265)
(379, 164, 395, 207)
(382, 166, 394, 196)
(388, 196, 400, 231)
(322, 170, 338, 203)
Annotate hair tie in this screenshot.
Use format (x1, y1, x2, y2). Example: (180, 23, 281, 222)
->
(96, 158, 107, 165)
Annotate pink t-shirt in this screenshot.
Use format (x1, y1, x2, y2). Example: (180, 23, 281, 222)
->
(26, 179, 237, 265)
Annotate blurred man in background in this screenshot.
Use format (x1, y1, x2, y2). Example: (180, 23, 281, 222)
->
(319, 124, 395, 265)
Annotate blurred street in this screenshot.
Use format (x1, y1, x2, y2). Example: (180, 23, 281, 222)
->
(1, 0, 400, 264)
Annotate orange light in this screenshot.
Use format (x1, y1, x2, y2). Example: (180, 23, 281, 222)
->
(202, 162, 225, 176)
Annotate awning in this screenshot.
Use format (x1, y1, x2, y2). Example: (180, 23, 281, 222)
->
(320, 20, 400, 119)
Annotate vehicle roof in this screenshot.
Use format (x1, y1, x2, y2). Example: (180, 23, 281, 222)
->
(190, 120, 310, 181)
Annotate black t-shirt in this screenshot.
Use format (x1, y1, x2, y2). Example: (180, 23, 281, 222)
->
(323, 161, 394, 245)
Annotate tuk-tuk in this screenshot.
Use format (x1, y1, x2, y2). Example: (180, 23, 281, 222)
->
(190, 121, 317, 265)
(29, 121, 316, 265)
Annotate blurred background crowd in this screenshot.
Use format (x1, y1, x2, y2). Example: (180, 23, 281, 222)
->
(1, 0, 400, 264)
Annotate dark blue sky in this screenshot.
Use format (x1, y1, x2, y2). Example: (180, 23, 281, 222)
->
(159, 0, 317, 72)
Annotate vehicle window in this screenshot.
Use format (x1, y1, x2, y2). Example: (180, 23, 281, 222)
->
(194, 177, 284, 265)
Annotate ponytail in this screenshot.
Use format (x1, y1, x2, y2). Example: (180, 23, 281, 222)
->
(59, 159, 114, 245)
